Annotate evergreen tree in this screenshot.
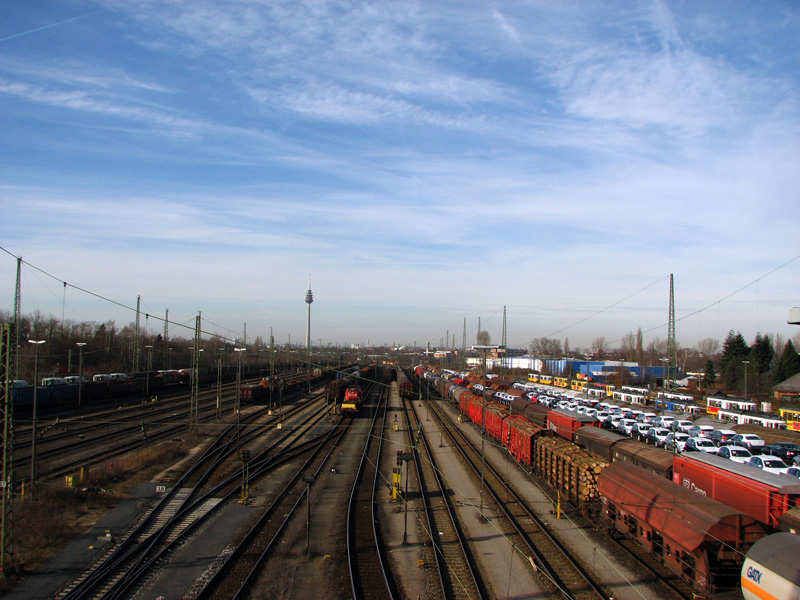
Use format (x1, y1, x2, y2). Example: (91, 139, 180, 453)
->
(778, 340, 800, 382)
(720, 330, 750, 392)
(749, 333, 775, 393)
(703, 359, 716, 388)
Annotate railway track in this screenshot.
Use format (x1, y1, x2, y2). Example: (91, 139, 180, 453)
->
(193, 378, 387, 599)
(54, 390, 334, 600)
(14, 377, 320, 486)
(419, 371, 695, 600)
(424, 389, 609, 600)
(346, 379, 397, 600)
(402, 389, 486, 600)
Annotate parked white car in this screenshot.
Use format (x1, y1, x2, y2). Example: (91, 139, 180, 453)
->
(716, 445, 753, 464)
(685, 437, 719, 454)
(664, 432, 689, 452)
(748, 455, 789, 475)
(646, 427, 672, 447)
(672, 420, 694, 433)
(731, 434, 766, 452)
(595, 411, 611, 423)
(619, 419, 638, 436)
(688, 425, 715, 438)
(632, 422, 653, 441)
(654, 416, 676, 429)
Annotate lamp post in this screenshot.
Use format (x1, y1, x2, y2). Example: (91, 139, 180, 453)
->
(472, 345, 498, 520)
(76, 342, 87, 408)
(742, 360, 750, 397)
(28, 340, 45, 485)
(659, 357, 669, 391)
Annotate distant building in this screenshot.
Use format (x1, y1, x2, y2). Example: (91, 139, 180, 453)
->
(774, 372, 800, 401)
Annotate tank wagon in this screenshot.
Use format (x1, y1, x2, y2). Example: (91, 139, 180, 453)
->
(741, 532, 800, 600)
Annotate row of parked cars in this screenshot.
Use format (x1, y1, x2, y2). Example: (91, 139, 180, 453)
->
(549, 396, 800, 477)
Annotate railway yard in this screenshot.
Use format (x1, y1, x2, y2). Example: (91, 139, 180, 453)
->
(2, 363, 799, 599)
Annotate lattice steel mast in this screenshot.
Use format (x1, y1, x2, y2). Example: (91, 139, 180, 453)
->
(501, 306, 507, 349)
(190, 313, 201, 431)
(1, 325, 15, 577)
(667, 274, 677, 388)
(133, 296, 141, 373)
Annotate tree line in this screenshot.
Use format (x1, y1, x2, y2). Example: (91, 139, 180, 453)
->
(528, 328, 800, 397)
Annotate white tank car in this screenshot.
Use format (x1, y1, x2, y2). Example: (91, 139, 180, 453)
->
(741, 532, 800, 600)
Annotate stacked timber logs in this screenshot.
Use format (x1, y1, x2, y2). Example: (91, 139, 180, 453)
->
(534, 436, 608, 509)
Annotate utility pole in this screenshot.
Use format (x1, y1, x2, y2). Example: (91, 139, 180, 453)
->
(473, 344, 498, 521)
(163, 308, 169, 367)
(190, 313, 201, 431)
(667, 274, 677, 389)
(501, 306, 507, 349)
(270, 329, 275, 409)
(12, 258, 21, 382)
(306, 277, 313, 393)
(133, 296, 141, 373)
(1, 325, 15, 577)
(216, 352, 222, 422)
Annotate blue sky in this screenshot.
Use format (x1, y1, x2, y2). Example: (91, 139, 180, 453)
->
(1, 1, 799, 352)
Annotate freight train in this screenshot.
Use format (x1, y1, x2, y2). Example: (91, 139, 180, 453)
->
(12, 362, 320, 414)
(11, 368, 195, 412)
(413, 365, 800, 598)
(324, 364, 375, 414)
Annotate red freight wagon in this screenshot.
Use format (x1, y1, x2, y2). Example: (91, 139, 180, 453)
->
(509, 397, 549, 427)
(469, 397, 484, 429)
(546, 408, 597, 442)
(600, 462, 765, 597)
(673, 453, 800, 529)
(484, 403, 508, 442)
(455, 386, 477, 416)
(396, 367, 413, 399)
(487, 378, 512, 391)
(611, 442, 674, 480)
(506, 415, 545, 466)
(573, 425, 634, 461)
(240, 383, 268, 403)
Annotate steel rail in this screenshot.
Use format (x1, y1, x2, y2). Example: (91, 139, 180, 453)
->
(347, 381, 397, 600)
(423, 378, 609, 600)
(402, 387, 486, 600)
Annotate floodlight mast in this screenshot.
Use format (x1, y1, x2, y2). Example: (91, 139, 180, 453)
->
(472, 345, 498, 519)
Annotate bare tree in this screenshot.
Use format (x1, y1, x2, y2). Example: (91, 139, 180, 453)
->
(619, 332, 637, 362)
(530, 337, 562, 357)
(646, 336, 667, 366)
(695, 337, 720, 358)
(591, 337, 608, 359)
(476, 330, 492, 346)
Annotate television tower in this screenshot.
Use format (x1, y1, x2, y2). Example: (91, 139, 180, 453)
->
(305, 276, 313, 371)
